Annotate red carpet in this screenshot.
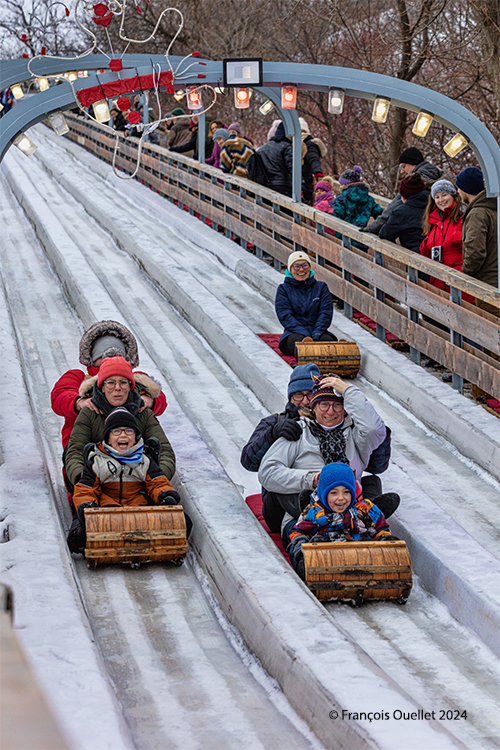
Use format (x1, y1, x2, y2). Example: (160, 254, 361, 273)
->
(246, 494, 291, 564)
(258, 333, 297, 366)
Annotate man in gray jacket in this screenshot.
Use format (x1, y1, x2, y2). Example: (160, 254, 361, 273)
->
(363, 146, 442, 235)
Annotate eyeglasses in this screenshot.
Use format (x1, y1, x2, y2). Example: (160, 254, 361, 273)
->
(110, 427, 135, 436)
(315, 401, 344, 412)
(103, 379, 130, 389)
(290, 391, 311, 403)
(291, 263, 310, 271)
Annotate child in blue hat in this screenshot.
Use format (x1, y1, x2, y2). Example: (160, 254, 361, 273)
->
(288, 462, 394, 579)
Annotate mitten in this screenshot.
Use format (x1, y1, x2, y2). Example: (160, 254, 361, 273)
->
(158, 490, 181, 506)
(270, 418, 302, 442)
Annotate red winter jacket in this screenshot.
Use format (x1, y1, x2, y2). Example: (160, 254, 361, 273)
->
(51, 366, 167, 447)
(420, 207, 475, 304)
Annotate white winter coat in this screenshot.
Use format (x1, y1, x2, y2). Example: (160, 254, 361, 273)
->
(258, 385, 385, 494)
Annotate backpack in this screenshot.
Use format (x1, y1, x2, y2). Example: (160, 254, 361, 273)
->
(246, 151, 269, 187)
(366, 426, 392, 475)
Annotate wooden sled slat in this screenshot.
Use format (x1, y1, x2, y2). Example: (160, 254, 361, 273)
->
(302, 540, 412, 603)
(295, 340, 361, 377)
(84, 505, 187, 566)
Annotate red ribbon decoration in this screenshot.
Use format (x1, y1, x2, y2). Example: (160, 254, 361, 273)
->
(77, 71, 173, 107)
(93, 12, 113, 26)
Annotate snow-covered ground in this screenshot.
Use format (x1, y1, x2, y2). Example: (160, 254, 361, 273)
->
(1, 124, 499, 750)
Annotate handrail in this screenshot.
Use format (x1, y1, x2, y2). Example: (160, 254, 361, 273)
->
(62, 114, 499, 399)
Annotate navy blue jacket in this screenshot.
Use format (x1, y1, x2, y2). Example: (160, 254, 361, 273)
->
(240, 403, 300, 472)
(275, 274, 333, 344)
(379, 190, 430, 253)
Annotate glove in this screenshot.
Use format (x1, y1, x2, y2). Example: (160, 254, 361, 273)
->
(298, 489, 312, 511)
(158, 490, 181, 506)
(270, 418, 302, 442)
(382, 534, 400, 541)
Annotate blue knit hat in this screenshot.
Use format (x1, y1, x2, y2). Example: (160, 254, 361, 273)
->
(288, 363, 320, 398)
(317, 463, 357, 511)
(213, 128, 230, 142)
(455, 167, 484, 196)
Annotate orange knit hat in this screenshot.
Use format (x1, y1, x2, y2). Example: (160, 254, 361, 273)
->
(97, 356, 135, 388)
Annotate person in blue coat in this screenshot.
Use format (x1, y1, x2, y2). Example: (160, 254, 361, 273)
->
(275, 251, 336, 357)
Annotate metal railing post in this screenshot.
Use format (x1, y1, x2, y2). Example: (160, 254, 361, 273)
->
(374, 250, 386, 343)
(450, 286, 464, 393)
(342, 234, 353, 320)
(407, 266, 421, 365)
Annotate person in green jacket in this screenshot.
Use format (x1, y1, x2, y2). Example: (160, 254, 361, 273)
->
(64, 356, 175, 489)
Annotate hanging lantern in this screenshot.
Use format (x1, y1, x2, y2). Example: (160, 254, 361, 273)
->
(371, 96, 391, 123)
(38, 78, 50, 91)
(234, 87, 250, 109)
(328, 89, 344, 115)
(259, 99, 274, 115)
(47, 111, 70, 136)
(443, 132, 468, 158)
(93, 99, 110, 123)
(281, 84, 297, 110)
(12, 84, 24, 100)
(187, 86, 202, 110)
(13, 133, 38, 157)
(412, 110, 433, 137)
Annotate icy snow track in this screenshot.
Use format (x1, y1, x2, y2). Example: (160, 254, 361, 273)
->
(1, 127, 500, 750)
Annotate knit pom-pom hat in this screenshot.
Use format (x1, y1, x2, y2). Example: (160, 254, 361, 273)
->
(103, 407, 141, 442)
(339, 165, 363, 185)
(317, 462, 357, 511)
(97, 356, 135, 389)
(399, 172, 426, 199)
(309, 373, 344, 408)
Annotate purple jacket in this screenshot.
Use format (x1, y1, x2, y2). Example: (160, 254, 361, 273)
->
(206, 141, 222, 169)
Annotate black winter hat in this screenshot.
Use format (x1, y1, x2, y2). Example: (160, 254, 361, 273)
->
(398, 147, 424, 165)
(103, 407, 141, 442)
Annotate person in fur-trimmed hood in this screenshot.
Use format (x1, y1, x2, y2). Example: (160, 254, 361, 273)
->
(51, 320, 167, 448)
(64, 357, 175, 490)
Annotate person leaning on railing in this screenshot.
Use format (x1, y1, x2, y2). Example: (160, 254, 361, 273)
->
(275, 251, 337, 357)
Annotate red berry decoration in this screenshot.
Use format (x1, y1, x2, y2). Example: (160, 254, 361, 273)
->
(41, 46, 46, 55)
(22, 53, 29, 58)
(65, 7, 70, 15)
(117, 96, 130, 111)
(128, 111, 141, 124)
(136, 4, 141, 12)
(109, 58, 123, 72)
(21, 33, 27, 42)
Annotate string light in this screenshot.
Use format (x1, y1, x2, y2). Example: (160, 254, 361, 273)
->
(37, 77, 50, 91)
(173, 89, 185, 101)
(187, 86, 202, 110)
(12, 84, 24, 99)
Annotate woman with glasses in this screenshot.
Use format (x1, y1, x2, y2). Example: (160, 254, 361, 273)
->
(275, 251, 336, 357)
(258, 374, 390, 532)
(64, 357, 175, 493)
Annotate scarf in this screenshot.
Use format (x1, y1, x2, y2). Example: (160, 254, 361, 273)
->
(102, 437, 144, 466)
(308, 418, 348, 465)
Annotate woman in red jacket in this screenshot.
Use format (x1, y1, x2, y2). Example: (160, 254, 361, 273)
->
(51, 320, 167, 449)
(420, 180, 474, 304)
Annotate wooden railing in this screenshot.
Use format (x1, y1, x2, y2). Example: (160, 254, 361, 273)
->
(64, 115, 500, 399)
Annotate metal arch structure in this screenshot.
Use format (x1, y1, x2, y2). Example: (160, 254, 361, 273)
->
(1, 55, 499, 284)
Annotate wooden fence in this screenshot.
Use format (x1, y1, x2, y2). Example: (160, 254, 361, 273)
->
(64, 115, 500, 400)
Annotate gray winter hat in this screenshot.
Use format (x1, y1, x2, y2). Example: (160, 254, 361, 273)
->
(431, 179, 457, 199)
(212, 128, 230, 142)
(79, 320, 139, 367)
